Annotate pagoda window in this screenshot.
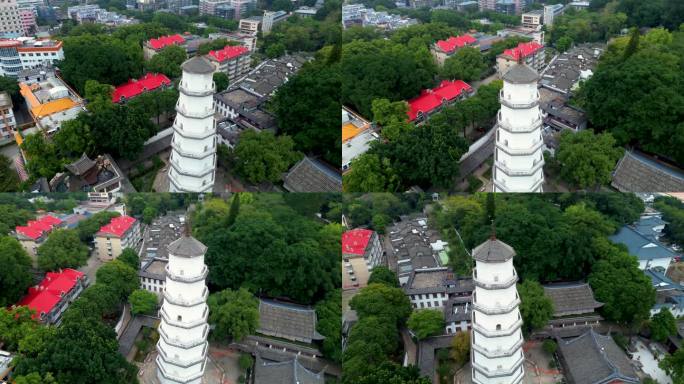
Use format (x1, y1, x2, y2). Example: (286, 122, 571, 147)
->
(177, 315, 182, 321)
(496, 324, 501, 331)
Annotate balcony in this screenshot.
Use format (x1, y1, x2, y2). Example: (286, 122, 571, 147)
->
(473, 273, 518, 289)
(156, 355, 204, 383)
(160, 306, 208, 329)
(173, 122, 215, 140)
(472, 338, 524, 358)
(158, 325, 207, 349)
(496, 113, 543, 133)
(163, 287, 208, 307)
(170, 160, 215, 179)
(473, 298, 521, 315)
(471, 358, 524, 382)
(156, 344, 206, 368)
(170, 141, 214, 160)
(499, 90, 539, 109)
(179, 82, 215, 97)
(472, 318, 524, 337)
(495, 137, 544, 156)
(166, 264, 208, 283)
(494, 158, 545, 177)
(168, 171, 214, 194)
(175, 103, 214, 119)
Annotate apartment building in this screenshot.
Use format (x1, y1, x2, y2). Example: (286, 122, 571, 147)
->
(206, 44, 250, 82)
(0, 91, 15, 140)
(14, 214, 62, 265)
(143, 34, 185, 60)
(15, 268, 88, 325)
(342, 228, 383, 289)
(94, 215, 142, 261)
(0, 0, 23, 36)
(238, 16, 260, 34)
(0, 37, 64, 77)
(496, 41, 545, 76)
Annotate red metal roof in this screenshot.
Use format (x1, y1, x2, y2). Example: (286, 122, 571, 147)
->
(15, 215, 62, 240)
(16, 268, 84, 319)
(97, 215, 136, 238)
(112, 73, 172, 102)
(407, 80, 472, 121)
(342, 229, 374, 256)
(502, 41, 543, 61)
(435, 34, 476, 54)
(208, 45, 249, 62)
(147, 34, 185, 50)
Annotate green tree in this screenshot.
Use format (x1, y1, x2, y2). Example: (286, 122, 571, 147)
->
(343, 153, 400, 192)
(542, 339, 558, 355)
(556, 130, 623, 189)
(146, 44, 187, 78)
(207, 288, 259, 341)
(0, 154, 19, 192)
(315, 289, 342, 363)
(37, 229, 89, 272)
(265, 42, 286, 58)
(118, 248, 140, 271)
(518, 280, 554, 334)
(213, 72, 229, 92)
(13, 372, 58, 384)
(367, 266, 399, 287)
(75, 283, 121, 318)
(354, 362, 431, 384)
(226, 193, 241, 227)
(660, 349, 684, 384)
(588, 239, 656, 325)
(0, 236, 33, 307)
(21, 133, 63, 180)
(407, 309, 444, 340)
(95, 260, 139, 301)
(233, 131, 302, 184)
(0, 306, 40, 352)
(128, 289, 158, 315)
(0, 75, 20, 104)
(556, 35, 573, 53)
(349, 283, 412, 326)
(450, 331, 470, 367)
(76, 211, 120, 242)
(441, 47, 486, 82)
(238, 354, 253, 371)
(53, 117, 96, 158)
(371, 98, 408, 126)
(623, 27, 640, 59)
(142, 206, 157, 224)
(649, 307, 677, 342)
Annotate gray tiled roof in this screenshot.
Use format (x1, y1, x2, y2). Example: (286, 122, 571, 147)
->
(609, 226, 676, 261)
(543, 282, 602, 317)
(65, 153, 96, 175)
(611, 150, 684, 192)
(557, 329, 639, 384)
(257, 299, 325, 344)
(472, 238, 515, 262)
(282, 156, 342, 192)
(254, 355, 324, 384)
(166, 235, 207, 258)
(182, 56, 216, 74)
(503, 64, 539, 84)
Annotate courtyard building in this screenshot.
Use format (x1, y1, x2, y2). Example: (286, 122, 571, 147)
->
(94, 215, 141, 261)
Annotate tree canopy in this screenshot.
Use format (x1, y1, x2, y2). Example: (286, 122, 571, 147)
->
(128, 289, 158, 315)
(0, 236, 33, 307)
(407, 309, 444, 340)
(648, 307, 677, 342)
(518, 280, 554, 334)
(207, 288, 259, 341)
(36, 229, 89, 272)
(556, 130, 624, 189)
(233, 131, 302, 184)
(95, 260, 139, 301)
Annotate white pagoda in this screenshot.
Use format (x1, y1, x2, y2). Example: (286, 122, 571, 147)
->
(471, 235, 525, 384)
(168, 56, 217, 193)
(156, 233, 210, 384)
(492, 61, 545, 193)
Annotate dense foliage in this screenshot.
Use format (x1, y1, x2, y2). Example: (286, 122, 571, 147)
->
(315, 289, 342, 363)
(232, 131, 302, 184)
(654, 196, 684, 248)
(556, 130, 624, 189)
(518, 280, 554, 335)
(649, 308, 677, 342)
(407, 309, 444, 340)
(0, 236, 33, 307)
(36, 229, 89, 271)
(128, 289, 158, 315)
(207, 288, 259, 341)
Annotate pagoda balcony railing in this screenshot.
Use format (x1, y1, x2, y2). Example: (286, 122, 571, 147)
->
(170, 160, 215, 179)
(493, 176, 544, 193)
(471, 355, 524, 377)
(473, 298, 521, 315)
(168, 171, 214, 193)
(160, 306, 208, 329)
(495, 159, 545, 177)
(495, 137, 544, 156)
(158, 325, 207, 349)
(497, 114, 543, 133)
(500, 90, 539, 109)
(156, 343, 206, 368)
(156, 355, 204, 383)
(170, 141, 214, 160)
(166, 264, 208, 283)
(472, 319, 523, 337)
(473, 272, 518, 289)
(176, 103, 214, 119)
(472, 338, 524, 358)
(173, 122, 215, 140)
(163, 287, 208, 307)
(179, 82, 215, 97)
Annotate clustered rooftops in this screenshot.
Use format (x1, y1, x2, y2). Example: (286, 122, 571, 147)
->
(15, 215, 62, 240)
(407, 80, 472, 121)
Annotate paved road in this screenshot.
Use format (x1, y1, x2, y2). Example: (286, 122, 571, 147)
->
(79, 250, 103, 285)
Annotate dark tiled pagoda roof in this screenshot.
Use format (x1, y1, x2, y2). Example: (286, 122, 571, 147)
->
(282, 156, 341, 192)
(612, 150, 684, 192)
(472, 238, 515, 262)
(166, 235, 207, 258)
(543, 282, 603, 317)
(253, 354, 324, 384)
(257, 299, 325, 344)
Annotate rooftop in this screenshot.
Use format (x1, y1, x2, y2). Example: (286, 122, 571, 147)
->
(16, 268, 85, 319)
(232, 54, 309, 98)
(15, 214, 62, 241)
(167, 235, 207, 258)
(502, 63, 539, 84)
(610, 225, 678, 261)
(142, 212, 185, 260)
(611, 150, 684, 192)
(472, 237, 515, 263)
(407, 80, 472, 121)
(253, 354, 324, 384)
(147, 34, 185, 50)
(140, 258, 168, 281)
(208, 45, 249, 62)
(342, 229, 374, 256)
(182, 55, 216, 74)
(543, 282, 603, 317)
(540, 43, 604, 94)
(403, 267, 474, 295)
(257, 299, 325, 344)
(112, 73, 171, 102)
(283, 156, 342, 193)
(501, 41, 543, 61)
(434, 34, 476, 54)
(96, 215, 136, 238)
(388, 215, 445, 277)
(557, 329, 639, 384)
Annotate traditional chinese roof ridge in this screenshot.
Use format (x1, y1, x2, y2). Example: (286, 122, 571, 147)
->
(501, 41, 543, 60)
(15, 214, 63, 240)
(208, 45, 249, 62)
(543, 282, 603, 317)
(435, 34, 476, 53)
(342, 229, 373, 256)
(16, 268, 85, 319)
(65, 153, 96, 175)
(611, 150, 684, 192)
(96, 215, 136, 238)
(112, 73, 171, 102)
(147, 34, 185, 50)
(257, 299, 325, 344)
(253, 354, 324, 384)
(283, 156, 342, 192)
(181, 55, 216, 74)
(407, 80, 472, 121)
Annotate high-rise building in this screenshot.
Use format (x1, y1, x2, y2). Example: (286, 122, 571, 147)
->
(156, 233, 209, 384)
(168, 56, 217, 193)
(492, 62, 545, 192)
(0, 0, 24, 36)
(470, 235, 525, 383)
